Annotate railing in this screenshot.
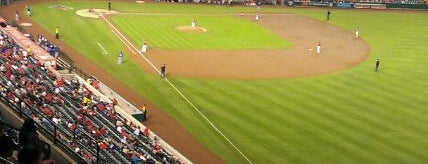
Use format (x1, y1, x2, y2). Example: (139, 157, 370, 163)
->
(5, 13, 190, 164)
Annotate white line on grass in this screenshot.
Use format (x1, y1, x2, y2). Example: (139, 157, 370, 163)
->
(115, 12, 295, 16)
(96, 42, 109, 54)
(99, 14, 254, 164)
(111, 30, 137, 54)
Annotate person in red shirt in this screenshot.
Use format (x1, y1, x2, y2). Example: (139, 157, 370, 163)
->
(41, 106, 51, 116)
(98, 142, 107, 150)
(17, 67, 24, 75)
(111, 98, 118, 107)
(143, 127, 149, 137)
(97, 102, 105, 111)
(92, 80, 99, 89)
(44, 93, 53, 104)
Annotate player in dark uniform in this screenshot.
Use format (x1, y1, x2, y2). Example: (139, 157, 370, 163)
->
(327, 9, 331, 21)
(160, 64, 166, 78)
(375, 58, 380, 72)
(55, 27, 59, 39)
(108, 1, 111, 11)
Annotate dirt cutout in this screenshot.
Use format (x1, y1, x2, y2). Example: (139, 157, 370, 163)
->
(175, 26, 207, 33)
(76, 9, 118, 18)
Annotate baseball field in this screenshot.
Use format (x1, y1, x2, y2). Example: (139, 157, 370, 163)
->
(6, 1, 428, 163)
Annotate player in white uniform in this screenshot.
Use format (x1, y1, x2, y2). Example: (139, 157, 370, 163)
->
(15, 11, 19, 22)
(255, 12, 260, 23)
(141, 41, 148, 54)
(355, 27, 360, 38)
(316, 42, 321, 54)
(191, 17, 196, 28)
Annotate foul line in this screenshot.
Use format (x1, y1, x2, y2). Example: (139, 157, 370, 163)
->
(96, 42, 109, 54)
(98, 14, 254, 164)
(115, 12, 295, 16)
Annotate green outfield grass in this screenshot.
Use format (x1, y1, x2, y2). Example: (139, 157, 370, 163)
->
(28, 1, 428, 164)
(110, 15, 291, 50)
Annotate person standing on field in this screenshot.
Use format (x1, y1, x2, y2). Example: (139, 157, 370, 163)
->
(141, 41, 148, 54)
(55, 26, 60, 39)
(374, 58, 380, 72)
(15, 10, 19, 23)
(191, 17, 196, 28)
(255, 12, 260, 23)
(160, 64, 166, 78)
(141, 104, 148, 121)
(355, 27, 360, 38)
(108, 1, 112, 11)
(26, 6, 31, 16)
(316, 41, 321, 54)
(117, 51, 123, 65)
(326, 9, 331, 21)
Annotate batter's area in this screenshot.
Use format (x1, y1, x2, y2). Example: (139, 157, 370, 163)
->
(141, 14, 370, 79)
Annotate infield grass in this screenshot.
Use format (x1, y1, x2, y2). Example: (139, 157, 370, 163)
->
(110, 15, 291, 50)
(28, 1, 428, 164)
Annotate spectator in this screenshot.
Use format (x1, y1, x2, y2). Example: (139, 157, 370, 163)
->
(142, 104, 148, 121)
(18, 118, 39, 147)
(17, 146, 44, 164)
(0, 135, 16, 163)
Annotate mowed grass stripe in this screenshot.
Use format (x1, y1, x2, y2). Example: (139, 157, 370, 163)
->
(192, 80, 383, 163)
(30, 2, 428, 164)
(250, 83, 407, 163)
(172, 80, 299, 163)
(174, 79, 361, 164)
(110, 15, 291, 50)
(309, 79, 428, 162)
(237, 79, 428, 163)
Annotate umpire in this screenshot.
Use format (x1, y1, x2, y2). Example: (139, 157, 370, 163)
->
(55, 26, 60, 39)
(160, 64, 166, 78)
(374, 58, 380, 72)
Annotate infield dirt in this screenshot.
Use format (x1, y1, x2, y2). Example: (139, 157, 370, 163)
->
(140, 14, 370, 79)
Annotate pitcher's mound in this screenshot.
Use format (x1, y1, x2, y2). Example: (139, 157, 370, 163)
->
(175, 26, 207, 33)
(76, 9, 118, 18)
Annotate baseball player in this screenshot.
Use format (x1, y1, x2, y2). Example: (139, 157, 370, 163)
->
(375, 58, 380, 72)
(141, 41, 148, 54)
(117, 51, 123, 65)
(160, 64, 166, 78)
(191, 17, 196, 28)
(15, 10, 19, 22)
(26, 6, 31, 16)
(255, 12, 260, 23)
(55, 26, 60, 39)
(355, 27, 360, 38)
(316, 42, 321, 54)
(326, 9, 331, 21)
(108, 1, 112, 11)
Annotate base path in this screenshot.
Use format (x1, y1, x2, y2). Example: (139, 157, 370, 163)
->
(142, 14, 369, 79)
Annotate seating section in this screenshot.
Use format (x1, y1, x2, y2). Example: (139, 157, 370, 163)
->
(0, 29, 182, 164)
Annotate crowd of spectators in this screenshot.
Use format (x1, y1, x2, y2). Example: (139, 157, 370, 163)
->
(0, 25, 182, 163)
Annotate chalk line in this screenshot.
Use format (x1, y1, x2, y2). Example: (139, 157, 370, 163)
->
(99, 14, 254, 164)
(96, 42, 109, 54)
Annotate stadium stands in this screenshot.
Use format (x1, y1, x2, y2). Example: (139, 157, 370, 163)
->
(0, 22, 185, 163)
